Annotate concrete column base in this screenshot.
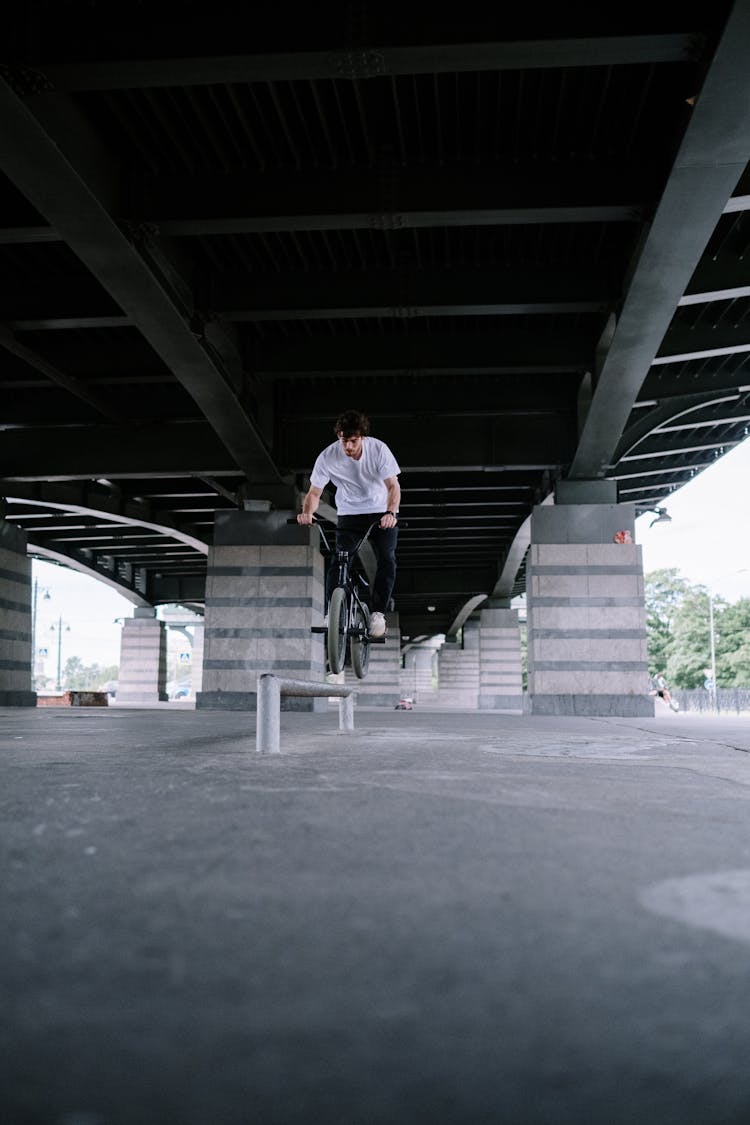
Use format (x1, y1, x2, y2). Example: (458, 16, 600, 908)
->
(478, 693, 525, 712)
(0, 690, 36, 707)
(356, 692, 402, 709)
(530, 693, 655, 717)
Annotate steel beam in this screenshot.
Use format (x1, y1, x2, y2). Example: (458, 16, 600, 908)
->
(0, 76, 282, 484)
(569, 2, 750, 478)
(40, 35, 699, 90)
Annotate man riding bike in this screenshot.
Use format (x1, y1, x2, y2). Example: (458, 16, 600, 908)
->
(297, 409, 400, 638)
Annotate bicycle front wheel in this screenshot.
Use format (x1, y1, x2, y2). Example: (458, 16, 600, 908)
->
(327, 586, 348, 674)
(350, 602, 370, 680)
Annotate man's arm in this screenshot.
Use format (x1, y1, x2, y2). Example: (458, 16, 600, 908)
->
(297, 485, 323, 525)
(380, 476, 401, 528)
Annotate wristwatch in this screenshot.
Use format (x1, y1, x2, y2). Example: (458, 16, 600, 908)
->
(386, 509, 398, 516)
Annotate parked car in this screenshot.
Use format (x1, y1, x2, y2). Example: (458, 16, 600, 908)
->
(394, 697, 414, 710)
(167, 679, 192, 700)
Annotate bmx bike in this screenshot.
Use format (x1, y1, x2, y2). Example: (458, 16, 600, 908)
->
(290, 514, 388, 678)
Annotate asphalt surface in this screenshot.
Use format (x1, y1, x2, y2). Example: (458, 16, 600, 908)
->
(3, 704, 750, 1125)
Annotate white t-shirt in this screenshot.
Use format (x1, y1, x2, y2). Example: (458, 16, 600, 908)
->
(309, 437, 400, 515)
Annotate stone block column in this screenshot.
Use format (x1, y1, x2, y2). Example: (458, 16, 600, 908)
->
(190, 620, 204, 694)
(117, 607, 168, 703)
(526, 482, 652, 717)
(0, 521, 35, 706)
(347, 611, 402, 707)
(436, 619, 480, 709)
(402, 645, 437, 704)
(197, 509, 326, 711)
(478, 602, 523, 711)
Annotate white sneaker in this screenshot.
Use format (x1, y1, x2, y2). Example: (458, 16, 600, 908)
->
(368, 611, 386, 638)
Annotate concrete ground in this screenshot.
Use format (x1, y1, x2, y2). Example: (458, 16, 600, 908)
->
(3, 704, 750, 1125)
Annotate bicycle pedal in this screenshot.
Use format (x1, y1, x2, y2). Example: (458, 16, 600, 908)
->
(310, 626, 328, 634)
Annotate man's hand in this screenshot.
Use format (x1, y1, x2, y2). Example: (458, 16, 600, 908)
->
(379, 512, 398, 529)
(297, 511, 314, 525)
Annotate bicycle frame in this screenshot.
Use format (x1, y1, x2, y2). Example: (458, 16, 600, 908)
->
(314, 517, 380, 598)
(312, 515, 385, 676)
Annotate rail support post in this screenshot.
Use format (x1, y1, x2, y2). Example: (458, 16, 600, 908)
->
(256, 673, 282, 754)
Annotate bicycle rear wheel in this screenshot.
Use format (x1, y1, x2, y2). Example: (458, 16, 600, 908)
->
(327, 586, 348, 674)
(350, 602, 370, 679)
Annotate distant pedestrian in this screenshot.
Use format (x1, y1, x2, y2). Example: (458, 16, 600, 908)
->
(651, 672, 679, 712)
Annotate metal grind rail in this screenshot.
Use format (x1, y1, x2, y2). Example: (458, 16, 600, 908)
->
(256, 674, 356, 754)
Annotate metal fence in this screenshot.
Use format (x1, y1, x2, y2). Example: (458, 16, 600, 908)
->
(672, 688, 750, 715)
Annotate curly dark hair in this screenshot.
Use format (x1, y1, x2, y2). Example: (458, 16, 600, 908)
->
(334, 410, 370, 437)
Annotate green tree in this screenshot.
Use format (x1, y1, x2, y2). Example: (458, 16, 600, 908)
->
(62, 657, 119, 690)
(644, 569, 694, 676)
(644, 571, 750, 690)
(666, 589, 716, 689)
(716, 598, 750, 687)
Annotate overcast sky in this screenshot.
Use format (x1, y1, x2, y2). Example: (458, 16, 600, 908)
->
(31, 437, 750, 666)
(634, 436, 750, 603)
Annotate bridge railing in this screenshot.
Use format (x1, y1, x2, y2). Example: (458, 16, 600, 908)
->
(672, 688, 750, 714)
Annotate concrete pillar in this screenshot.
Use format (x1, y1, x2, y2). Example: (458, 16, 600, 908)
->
(478, 602, 523, 711)
(401, 645, 437, 704)
(347, 611, 402, 707)
(526, 482, 652, 717)
(117, 607, 168, 704)
(191, 620, 204, 694)
(436, 619, 480, 709)
(197, 509, 326, 711)
(0, 521, 35, 706)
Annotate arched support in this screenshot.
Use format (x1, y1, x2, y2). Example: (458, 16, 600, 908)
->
(28, 544, 151, 607)
(611, 389, 749, 466)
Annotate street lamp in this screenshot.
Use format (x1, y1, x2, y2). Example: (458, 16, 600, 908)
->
(31, 578, 52, 688)
(32, 578, 51, 648)
(636, 504, 672, 528)
(50, 616, 71, 692)
(708, 593, 718, 712)
(707, 569, 747, 713)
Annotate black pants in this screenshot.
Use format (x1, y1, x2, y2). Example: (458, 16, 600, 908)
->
(325, 513, 398, 614)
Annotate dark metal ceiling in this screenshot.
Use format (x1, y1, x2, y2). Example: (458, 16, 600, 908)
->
(1, 2, 749, 640)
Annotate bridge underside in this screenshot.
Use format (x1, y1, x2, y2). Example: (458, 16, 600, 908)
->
(1, 2, 750, 638)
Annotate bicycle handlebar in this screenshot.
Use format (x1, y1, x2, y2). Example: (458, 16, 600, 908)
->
(286, 513, 403, 558)
(285, 513, 401, 528)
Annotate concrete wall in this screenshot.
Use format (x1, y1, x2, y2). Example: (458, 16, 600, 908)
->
(526, 501, 652, 717)
(478, 605, 523, 712)
(197, 510, 326, 711)
(117, 608, 168, 703)
(435, 620, 480, 709)
(346, 611, 402, 707)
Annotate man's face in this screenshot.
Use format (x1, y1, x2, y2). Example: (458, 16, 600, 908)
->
(338, 431, 363, 459)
